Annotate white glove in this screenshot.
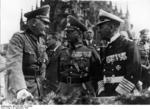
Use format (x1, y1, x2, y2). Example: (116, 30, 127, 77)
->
(17, 89, 33, 100)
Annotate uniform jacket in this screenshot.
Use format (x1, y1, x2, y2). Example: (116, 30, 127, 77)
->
(58, 42, 101, 89)
(101, 36, 141, 86)
(6, 30, 46, 92)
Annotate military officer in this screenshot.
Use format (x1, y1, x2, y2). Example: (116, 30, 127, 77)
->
(56, 15, 101, 104)
(137, 29, 150, 89)
(6, 5, 50, 100)
(95, 9, 141, 96)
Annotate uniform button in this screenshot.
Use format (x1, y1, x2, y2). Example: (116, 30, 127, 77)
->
(112, 69, 114, 71)
(131, 75, 133, 79)
(70, 72, 72, 74)
(103, 69, 106, 72)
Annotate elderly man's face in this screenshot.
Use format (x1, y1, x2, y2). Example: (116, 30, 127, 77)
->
(86, 31, 94, 40)
(97, 22, 114, 41)
(28, 18, 49, 36)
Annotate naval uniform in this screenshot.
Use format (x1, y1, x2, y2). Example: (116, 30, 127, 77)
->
(98, 35, 141, 96)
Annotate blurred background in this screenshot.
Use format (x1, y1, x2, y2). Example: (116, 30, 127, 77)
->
(0, 0, 150, 50)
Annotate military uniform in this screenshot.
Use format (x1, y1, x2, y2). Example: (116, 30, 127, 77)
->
(7, 30, 47, 97)
(98, 36, 141, 96)
(57, 42, 101, 101)
(6, 5, 50, 99)
(56, 15, 101, 104)
(96, 9, 141, 96)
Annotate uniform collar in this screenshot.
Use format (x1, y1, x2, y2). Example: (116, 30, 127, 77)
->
(26, 29, 39, 42)
(109, 32, 120, 44)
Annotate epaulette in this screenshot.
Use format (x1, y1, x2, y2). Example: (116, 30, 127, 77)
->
(120, 35, 132, 42)
(121, 36, 133, 45)
(16, 31, 24, 34)
(19, 30, 24, 33)
(14, 31, 25, 36)
(126, 38, 133, 42)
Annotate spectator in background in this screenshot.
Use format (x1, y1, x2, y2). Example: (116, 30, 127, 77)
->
(83, 28, 101, 53)
(137, 29, 150, 90)
(127, 24, 136, 41)
(45, 34, 63, 95)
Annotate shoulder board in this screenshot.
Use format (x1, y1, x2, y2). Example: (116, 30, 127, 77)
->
(126, 38, 133, 42)
(18, 30, 24, 33)
(15, 31, 24, 34)
(13, 31, 25, 37)
(122, 37, 134, 45)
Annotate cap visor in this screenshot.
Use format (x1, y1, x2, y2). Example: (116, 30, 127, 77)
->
(41, 18, 50, 24)
(95, 20, 111, 27)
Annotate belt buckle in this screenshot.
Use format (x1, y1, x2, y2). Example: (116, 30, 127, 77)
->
(67, 76, 72, 84)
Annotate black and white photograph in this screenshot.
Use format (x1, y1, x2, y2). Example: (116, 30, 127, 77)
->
(1, 0, 150, 107)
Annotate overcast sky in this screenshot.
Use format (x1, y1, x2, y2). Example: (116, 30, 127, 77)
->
(1, 0, 150, 44)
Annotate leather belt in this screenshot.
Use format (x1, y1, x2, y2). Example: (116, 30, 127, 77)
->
(60, 76, 89, 84)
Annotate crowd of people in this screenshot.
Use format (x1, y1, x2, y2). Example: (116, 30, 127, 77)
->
(1, 4, 150, 104)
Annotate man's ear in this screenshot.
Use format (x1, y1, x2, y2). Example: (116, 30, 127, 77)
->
(110, 23, 119, 33)
(109, 24, 114, 33)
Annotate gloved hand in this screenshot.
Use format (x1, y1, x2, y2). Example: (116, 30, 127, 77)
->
(17, 89, 33, 100)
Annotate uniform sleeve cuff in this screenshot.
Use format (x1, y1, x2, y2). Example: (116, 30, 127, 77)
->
(115, 78, 135, 95)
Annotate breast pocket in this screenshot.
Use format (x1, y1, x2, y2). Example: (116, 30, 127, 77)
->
(23, 48, 37, 65)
